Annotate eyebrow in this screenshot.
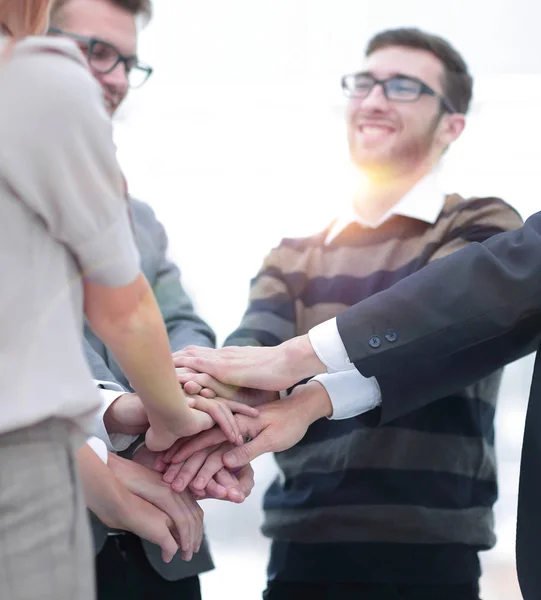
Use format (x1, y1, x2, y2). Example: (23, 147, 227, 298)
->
(356, 71, 413, 79)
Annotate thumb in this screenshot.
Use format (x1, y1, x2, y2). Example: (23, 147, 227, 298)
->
(223, 435, 267, 469)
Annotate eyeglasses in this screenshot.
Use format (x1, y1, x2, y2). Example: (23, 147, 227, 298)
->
(48, 27, 153, 89)
(341, 72, 456, 114)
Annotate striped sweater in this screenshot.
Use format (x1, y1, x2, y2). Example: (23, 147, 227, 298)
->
(225, 194, 523, 585)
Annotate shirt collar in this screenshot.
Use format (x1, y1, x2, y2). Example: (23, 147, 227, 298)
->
(325, 171, 446, 245)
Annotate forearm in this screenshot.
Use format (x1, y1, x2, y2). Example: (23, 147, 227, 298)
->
(93, 282, 190, 424)
(77, 444, 128, 529)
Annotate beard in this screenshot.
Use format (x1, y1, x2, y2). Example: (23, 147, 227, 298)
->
(350, 111, 443, 180)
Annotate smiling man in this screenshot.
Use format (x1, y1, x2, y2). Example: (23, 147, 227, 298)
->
(214, 28, 523, 600)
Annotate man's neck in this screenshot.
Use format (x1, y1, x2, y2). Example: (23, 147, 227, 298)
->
(352, 162, 435, 225)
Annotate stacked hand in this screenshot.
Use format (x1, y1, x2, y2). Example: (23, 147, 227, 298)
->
(99, 379, 262, 546)
(99, 341, 332, 564)
(154, 355, 333, 493)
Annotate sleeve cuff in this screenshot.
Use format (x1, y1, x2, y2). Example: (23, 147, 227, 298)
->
(312, 370, 382, 420)
(308, 318, 354, 373)
(86, 437, 109, 464)
(77, 211, 141, 287)
(94, 382, 138, 452)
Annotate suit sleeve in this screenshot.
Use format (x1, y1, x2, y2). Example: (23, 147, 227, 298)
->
(335, 210, 541, 424)
(141, 205, 216, 351)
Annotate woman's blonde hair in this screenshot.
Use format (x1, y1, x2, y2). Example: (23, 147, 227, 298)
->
(0, 0, 52, 37)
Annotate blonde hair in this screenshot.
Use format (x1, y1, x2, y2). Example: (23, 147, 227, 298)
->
(0, 0, 52, 37)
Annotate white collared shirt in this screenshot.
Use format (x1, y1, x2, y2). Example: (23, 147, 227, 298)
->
(310, 172, 446, 420)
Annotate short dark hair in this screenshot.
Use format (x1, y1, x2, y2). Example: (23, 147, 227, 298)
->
(365, 28, 473, 114)
(51, 0, 152, 26)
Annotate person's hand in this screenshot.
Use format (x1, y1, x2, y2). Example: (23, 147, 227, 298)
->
(144, 394, 259, 453)
(77, 445, 180, 563)
(103, 393, 149, 435)
(172, 335, 326, 391)
(150, 441, 244, 503)
(191, 463, 255, 502)
(176, 368, 278, 407)
(108, 452, 204, 561)
(159, 440, 254, 503)
(163, 381, 332, 488)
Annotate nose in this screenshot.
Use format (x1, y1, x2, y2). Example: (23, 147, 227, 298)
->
(357, 82, 390, 112)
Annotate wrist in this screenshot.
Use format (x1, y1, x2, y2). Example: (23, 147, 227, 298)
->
(103, 394, 125, 433)
(281, 335, 326, 382)
(289, 380, 333, 424)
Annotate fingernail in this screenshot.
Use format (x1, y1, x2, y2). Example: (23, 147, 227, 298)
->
(226, 454, 238, 467)
(194, 477, 205, 489)
(229, 488, 245, 502)
(238, 434, 243, 445)
(172, 480, 185, 492)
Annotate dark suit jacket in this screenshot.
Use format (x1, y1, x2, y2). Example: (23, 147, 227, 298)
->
(85, 198, 215, 580)
(334, 209, 541, 599)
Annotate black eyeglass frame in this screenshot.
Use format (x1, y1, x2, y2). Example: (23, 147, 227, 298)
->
(341, 72, 457, 114)
(48, 27, 153, 88)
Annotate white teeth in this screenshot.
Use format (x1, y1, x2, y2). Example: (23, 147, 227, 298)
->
(360, 125, 392, 135)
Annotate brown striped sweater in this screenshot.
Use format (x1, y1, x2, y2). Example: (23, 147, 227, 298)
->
(225, 193, 523, 585)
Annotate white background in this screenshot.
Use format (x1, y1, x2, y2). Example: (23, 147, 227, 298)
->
(114, 2, 541, 597)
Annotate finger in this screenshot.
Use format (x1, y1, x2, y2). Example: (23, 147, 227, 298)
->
(170, 428, 227, 463)
(173, 346, 216, 366)
(195, 504, 204, 552)
(190, 449, 230, 492)
(154, 458, 167, 473)
(223, 400, 259, 417)
(202, 477, 228, 499)
(215, 401, 243, 445)
(159, 522, 180, 564)
(183, 381, 203, 396)
(163, 438, 186, 464)
(236, 464, 255, 497)
(170, 450, 214, 493)
(215, 469, 245, 503)
(170, 507, 193, 558)
(181, 373, 236, 399)
(223, 434, 269, 470)
(199, 388, 217, 399)
(174, 366, 198, 375)
(192, 397, 241, 445)
(163, 461, 184, 485)
(173, 356, 220, 379)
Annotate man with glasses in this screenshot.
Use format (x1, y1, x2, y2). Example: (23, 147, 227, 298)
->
(46, 1, 223, 599)
(178, 28, 523, 599)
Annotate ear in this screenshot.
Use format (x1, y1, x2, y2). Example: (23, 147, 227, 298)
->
(437, 113, 466, 146)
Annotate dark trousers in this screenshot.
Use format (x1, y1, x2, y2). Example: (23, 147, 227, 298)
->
(263, 581, 481, 600)
(96, 533, 202, 600)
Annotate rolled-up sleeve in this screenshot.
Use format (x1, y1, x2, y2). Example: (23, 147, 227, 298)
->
(0, 40, 140, 287)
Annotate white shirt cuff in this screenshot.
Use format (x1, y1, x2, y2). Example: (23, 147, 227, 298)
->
(94, 380, 138, 452)
(312, 370, 381, 420)
(86, 437, 109, 464)
(308, 318, 353, 373)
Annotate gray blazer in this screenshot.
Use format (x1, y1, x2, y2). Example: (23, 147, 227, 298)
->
(85, 198, 215, 580)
